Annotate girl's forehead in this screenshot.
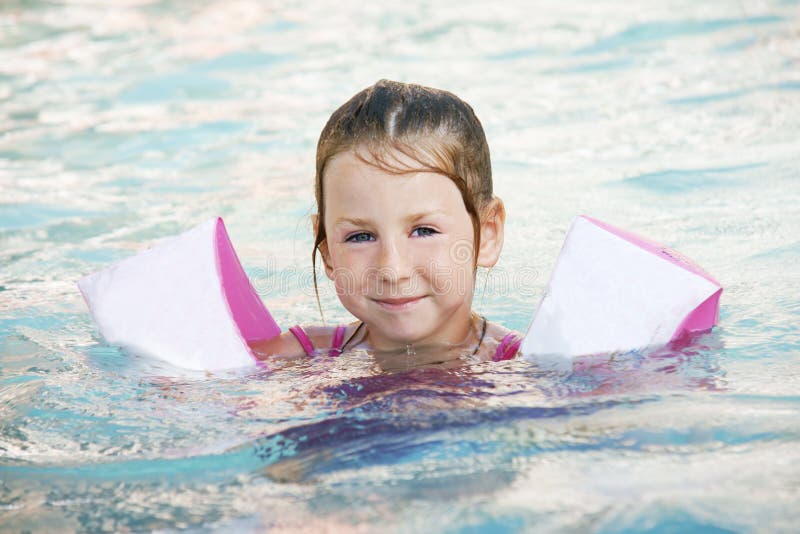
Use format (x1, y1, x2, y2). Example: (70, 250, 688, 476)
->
(325, 156, 456, 195)
(322, 151, 468, 220)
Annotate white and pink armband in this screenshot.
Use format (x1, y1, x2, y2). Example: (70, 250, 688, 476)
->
(520, 215, 722, 360)
(78, 218, 280, 371)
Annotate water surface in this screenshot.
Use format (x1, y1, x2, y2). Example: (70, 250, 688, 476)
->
(1, 0, 799, 531)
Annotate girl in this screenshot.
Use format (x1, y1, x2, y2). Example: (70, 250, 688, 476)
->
(250, 80, 522, 365)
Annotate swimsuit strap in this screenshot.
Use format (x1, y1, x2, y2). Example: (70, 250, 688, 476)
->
(289, 325, 350, 358)
(493, 332, 522, 362)
(329, 325, 347, 357)
(289, 325, 316, 357)
(343, 321, 365, 350)
(471, 315, 488, 356)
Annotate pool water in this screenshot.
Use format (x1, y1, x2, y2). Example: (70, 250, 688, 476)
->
(2, 0, 799, 531)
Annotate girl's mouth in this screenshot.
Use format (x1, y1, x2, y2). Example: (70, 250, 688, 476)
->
(373, 296, 426, 311)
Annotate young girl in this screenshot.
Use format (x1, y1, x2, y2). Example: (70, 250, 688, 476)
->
(250, 79, 522, 365)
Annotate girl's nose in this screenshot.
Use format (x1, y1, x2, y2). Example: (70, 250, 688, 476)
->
(377, 238, 413, 283)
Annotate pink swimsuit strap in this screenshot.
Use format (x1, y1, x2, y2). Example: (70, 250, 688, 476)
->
(329, 325, 347, 357)
(288, 326, 315, 356)
(493, 332, 522, 362)
(288, 325, 348, 358)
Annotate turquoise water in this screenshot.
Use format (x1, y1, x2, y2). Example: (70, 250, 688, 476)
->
(2, 0, 799, 531)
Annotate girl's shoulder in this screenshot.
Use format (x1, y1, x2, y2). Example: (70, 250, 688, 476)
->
(482, 320, 523, 361)
(248, 323, 358, 360)
(483, 320, 522, 343)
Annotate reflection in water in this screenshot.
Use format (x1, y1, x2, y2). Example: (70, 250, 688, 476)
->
(252, 335, 725, 485)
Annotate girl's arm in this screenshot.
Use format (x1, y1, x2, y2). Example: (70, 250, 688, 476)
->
(247, 326, 340, 360)
(248, 331, 307, 360)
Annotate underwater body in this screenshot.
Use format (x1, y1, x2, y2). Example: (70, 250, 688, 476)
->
(2, 0, 800, 531)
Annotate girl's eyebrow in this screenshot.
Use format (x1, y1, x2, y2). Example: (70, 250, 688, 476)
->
(334, 210, 449, 227)
(333, 217, 371, 227)
(406, 209, 449, 223)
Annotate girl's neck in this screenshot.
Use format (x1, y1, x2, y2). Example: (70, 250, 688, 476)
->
(364, 314, 487, 373)
(355, 311, 482, 353)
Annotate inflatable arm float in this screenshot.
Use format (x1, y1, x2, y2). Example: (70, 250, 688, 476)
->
(520, 215, 722, 360)
(78, 218, 280, 370)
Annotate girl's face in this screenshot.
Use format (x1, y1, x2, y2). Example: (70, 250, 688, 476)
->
(319, 148, 503, 350)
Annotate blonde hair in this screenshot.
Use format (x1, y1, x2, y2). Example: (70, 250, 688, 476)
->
(313, 79, 493, 307)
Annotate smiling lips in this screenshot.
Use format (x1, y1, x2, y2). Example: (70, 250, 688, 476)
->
(373, 296, 427, 310)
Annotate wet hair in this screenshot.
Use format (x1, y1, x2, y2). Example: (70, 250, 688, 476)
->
(312, 79, 493, 311)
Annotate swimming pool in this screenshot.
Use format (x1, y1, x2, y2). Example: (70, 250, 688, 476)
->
(2, 0, 799, 531)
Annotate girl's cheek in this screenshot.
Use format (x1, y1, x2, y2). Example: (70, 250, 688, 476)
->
(432, 242, 475, 295)
(446, 238, 475, 267)
(429, 263, 473, 296)
(333, 267, 357, 296)
(330, 256, 371, 295)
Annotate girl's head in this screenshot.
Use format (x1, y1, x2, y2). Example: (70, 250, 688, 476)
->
(312, 80, 505, 348)
(314, 79, 494, 260)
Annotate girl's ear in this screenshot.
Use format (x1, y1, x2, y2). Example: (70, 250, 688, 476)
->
(312, 214, 335, 279)
(477, 197, 505, 268)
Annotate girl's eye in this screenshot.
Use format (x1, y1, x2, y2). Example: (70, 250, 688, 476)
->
(412, 226, 438, 237)
(345, 232, 374, 243)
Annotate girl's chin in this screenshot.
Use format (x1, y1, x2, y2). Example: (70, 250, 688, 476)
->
(345, 302, 474, 349)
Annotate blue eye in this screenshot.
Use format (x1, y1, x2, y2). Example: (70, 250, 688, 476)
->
(412, 227, 438, 237)
(345, 232, 374, 243)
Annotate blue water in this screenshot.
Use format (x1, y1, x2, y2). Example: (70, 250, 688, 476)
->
(2, 0, 799, 531)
